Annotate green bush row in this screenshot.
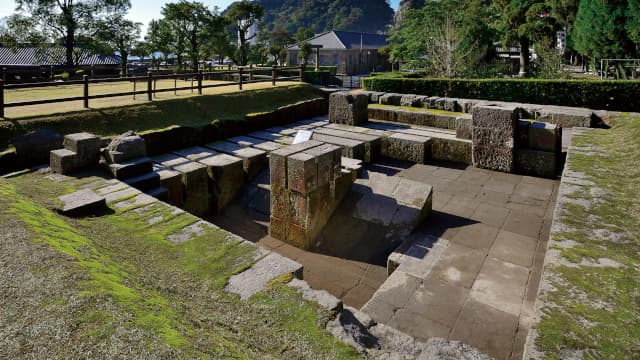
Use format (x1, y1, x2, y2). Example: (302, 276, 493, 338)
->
(362, 76, 640, 111)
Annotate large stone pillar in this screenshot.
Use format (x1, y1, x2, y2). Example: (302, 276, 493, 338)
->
(328, 92, 369, 126)
(472, 106, 523, 173)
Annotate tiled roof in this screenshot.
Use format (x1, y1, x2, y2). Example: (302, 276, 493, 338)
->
(0, 46, 121, 66)
(288, 30, 388, 51)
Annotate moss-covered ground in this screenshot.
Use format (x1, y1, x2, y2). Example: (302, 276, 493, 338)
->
(0, 171, 359, 359)
(0, 83, 321, 151)
(535, 113, 640, 359)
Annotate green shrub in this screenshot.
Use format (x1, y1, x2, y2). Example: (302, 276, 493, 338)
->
(362, 76, 640, 111)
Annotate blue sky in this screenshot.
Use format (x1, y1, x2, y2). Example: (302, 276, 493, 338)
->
(1, 0, 401, 35)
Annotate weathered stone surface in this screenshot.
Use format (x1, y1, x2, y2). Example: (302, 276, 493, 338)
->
(379, 93, 403, 106)
(516, 120, 531, 148)
(311, 133, 366, 161)
(304, 144, 342, 186)
(400, 94, 418, 107)
(269, 140, 323, 190)
(198, 154, 244, 212)
(515, 149, 557, 179)
(382, 133, 432, 164)
(108, 157, 152, 180)
(123, 171, 160, 192)
(535, 106, 594, 127)
(105, 132, 147, 163)
(329, 92, 369, 125)
(57, 189, 106, 216)
(529, 121, 561, 153)
(12, 129, 63, 165)
(455, 115, 473, 140)
(287, 152, 317, 194)
(173, 146, 217, 162)
(225, 253, 303, 300)
(172, 161, 209, 216)
(288, 278, 343, 312)
(155, 167, 184, 206)
(313, 127, 381, 163)
(206, 141, 267, 180)
(63, 132, 100, 165)
(472, 106, 521, 172)
(50, 149, 78, 174)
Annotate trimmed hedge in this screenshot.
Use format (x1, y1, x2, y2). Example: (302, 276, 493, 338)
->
(362, 77, 640, 111)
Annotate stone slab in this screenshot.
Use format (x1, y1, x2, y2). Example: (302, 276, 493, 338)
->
(198, 154, 244, 212)
(314, 127, 381, 163)
(310, 133, 366, 161)
(50, 149, 78, 174)
(173, 146, 218, 161)
(382, 133, 432, 164)
(108, 157, 153, 180)
(225, 253, 303, 300)
(57, 189, 106, 216)
(63, 132, 100, 165)
(206, 141, 267, 180)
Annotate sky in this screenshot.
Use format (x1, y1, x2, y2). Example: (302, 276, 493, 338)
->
(0, 0, 401, 35)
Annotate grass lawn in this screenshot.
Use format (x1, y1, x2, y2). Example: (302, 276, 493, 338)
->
(535, 113, 640, 358)
(0, 83, 321, 151)
(0, 171, 359, 359)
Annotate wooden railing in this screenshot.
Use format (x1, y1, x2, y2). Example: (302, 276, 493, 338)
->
(0, 65, 305, 118)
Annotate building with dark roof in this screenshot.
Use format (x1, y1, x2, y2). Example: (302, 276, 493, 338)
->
(287, 30, 390, 75)
(0, 46, 120, 82)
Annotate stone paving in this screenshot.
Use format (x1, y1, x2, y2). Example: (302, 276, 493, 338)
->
(361, 159, 559, 360)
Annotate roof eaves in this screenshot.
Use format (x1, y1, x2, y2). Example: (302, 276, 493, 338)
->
(330, 30, 348, 49)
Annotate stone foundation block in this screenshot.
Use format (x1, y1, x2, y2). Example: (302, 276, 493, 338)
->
(529, 122, 561, 153)
(472, 106, 521, 172)
(314, 128, 381, 163)
(173, 146, 218, 162)
(57, 189, 106, 216)
(155, 168, 184, 206)
(455, 115, 473, 140)
(287, 152, 318, 195)
(106, 133, 147, 163)
(199, 154, 244, 212)
(382, 133, 432, 164)
(50, 149, 78, 174)
(400, 95, 418, 107)
(206, 141, 267, 180)
(516, 149, 557, 178)
(379, 93, 403, 106)
(310, 133, 366, 161)
(304, 144, 342, 186)
(63, 133, 100, 165)
(172, 161, 209, 216)
(108, 157, 153, 180)
(516, 120, 531, 148)
(269, 140, 323, 190)
(123, 172, 160, 192)
(329, 92, 368, 125)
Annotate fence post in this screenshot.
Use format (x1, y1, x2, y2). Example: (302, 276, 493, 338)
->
(272, 66, 277, 86)
(83, 75, 89, 108)
(198, 70, 203, 95)
(299, 64, 305, 82)
(2, 67, 6, 83)
(147, 71, 153, 101)
(238, 67, 244, 90)
(0, 79, 4, 119)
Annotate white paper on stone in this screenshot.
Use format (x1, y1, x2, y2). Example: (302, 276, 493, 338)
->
(293, 130, 313, 144)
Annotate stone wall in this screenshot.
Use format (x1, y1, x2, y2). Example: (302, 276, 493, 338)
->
(269, 140, 352, 250)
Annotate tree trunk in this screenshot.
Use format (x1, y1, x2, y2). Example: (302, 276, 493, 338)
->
(121, 52, 128, 77)
(518, 36, 529, 78)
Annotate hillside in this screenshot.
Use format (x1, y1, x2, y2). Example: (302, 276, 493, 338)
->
(256, 0, 394, 34)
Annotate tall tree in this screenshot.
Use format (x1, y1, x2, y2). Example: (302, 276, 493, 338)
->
(145, 19, 179, 69)
(492, 0, 555, 77)
(161, 1, 214, 72)
(92, 15, 141, 76)
(8, 0, 130, 67)
(626, 0, 640, 51)
(226, 1, 264, 66)
(203, 15, 233, 65)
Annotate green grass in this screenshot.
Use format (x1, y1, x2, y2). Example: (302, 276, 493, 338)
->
(0, 172, 360, 358)
(535, 114, 640, 359)
(0, 83, 321, 151)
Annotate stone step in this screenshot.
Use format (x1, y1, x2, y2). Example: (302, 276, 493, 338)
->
(310, 133, 366, 161)
(363, 122, 472, 165)
(197, 153, 244, 212)
(50, 149, 79, 174)
(205, 141, 268, 180)
(173, 146, 218, 162)
(146, 186, 169, 202)
(314, 127, 381, 163)
(153, 166, 184, 207)
(108, 157, 153, 180)
(228, 135, 286, 153)
(57, 189, 107, 216)
(124, 171, 161, 192)
(382, 133, 432, 164)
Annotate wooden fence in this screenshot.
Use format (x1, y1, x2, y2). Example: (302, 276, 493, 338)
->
(0, 65, 305, 118)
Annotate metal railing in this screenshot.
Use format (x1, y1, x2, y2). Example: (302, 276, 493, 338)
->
(0, 65, 305, 119)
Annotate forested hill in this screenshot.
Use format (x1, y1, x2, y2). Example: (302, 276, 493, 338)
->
(256, 0, 394, 34)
